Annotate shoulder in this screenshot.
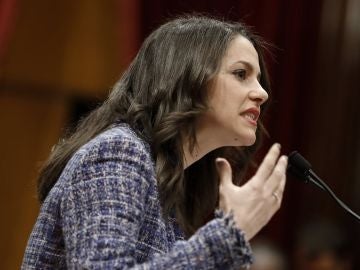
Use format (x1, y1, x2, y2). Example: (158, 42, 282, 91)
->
(77, 123, 152, 165)
(60, 123, 155, 187)
(81, 123, 151, 159)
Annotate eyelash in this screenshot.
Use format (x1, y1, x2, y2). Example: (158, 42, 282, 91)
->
(233, 69, 262, 83)
(233, 69, 247, 80)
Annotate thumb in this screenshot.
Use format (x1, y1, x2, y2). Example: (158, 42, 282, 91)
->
(215, 158, 233, 188)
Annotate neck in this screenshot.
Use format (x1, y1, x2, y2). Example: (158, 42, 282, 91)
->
(182, 127, 224, 169)
(183, 142, 201, 169)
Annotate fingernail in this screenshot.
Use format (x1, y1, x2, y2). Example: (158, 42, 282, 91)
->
(279, 155, 287, 164)
(274, 143, 281, 150)
(215, 158, 223, 168)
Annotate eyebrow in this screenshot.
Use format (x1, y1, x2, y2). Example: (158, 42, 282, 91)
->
(233, 60, 262, 80)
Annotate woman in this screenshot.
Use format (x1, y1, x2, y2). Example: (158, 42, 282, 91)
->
(22, 15, 287, 269)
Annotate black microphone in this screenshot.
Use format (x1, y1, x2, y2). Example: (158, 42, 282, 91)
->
(287, 151, 360, 222)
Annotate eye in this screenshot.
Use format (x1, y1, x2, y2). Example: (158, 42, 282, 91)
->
(233, 69, 246, 80)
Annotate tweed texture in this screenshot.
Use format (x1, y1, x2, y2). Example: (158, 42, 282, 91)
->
(22, 123, 253, 269)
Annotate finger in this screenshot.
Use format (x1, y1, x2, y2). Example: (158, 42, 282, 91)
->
(278, 165, 287, 193)
(277, 173, 287, 201)
(265, 155, 288, 194)
(254, 143, 281, 182)
(271, 173, 287, 205)
(215, 158, 233, 189)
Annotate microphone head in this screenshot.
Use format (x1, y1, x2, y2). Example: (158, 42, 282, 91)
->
(287, 151, 326, 191)
(287, 151, 312, 182)
(288, 151, 312, 173)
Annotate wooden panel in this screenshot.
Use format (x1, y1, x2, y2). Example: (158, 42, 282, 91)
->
(0, 1, 142, 267)
(1, 0, 121, 97)
(0, 93, 69, 268)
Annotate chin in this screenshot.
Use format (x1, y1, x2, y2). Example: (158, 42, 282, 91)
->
(235, 129, 257, 146)
(231, 134, 256, 146)
(243, 137, 256, 146)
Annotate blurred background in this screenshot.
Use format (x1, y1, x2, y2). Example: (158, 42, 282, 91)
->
(1, 0, 359, 269)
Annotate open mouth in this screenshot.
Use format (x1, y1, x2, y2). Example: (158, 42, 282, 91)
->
(242, 113, 258, 126)
(240, 108, 260, 126)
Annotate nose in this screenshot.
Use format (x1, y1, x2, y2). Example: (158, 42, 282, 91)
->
(249, 81, 268, 106)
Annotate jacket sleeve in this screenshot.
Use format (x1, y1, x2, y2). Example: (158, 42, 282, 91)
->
(60, 134, 253, 269)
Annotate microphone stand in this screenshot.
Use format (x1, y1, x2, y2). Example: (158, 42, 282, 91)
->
(288, 151, 360, 222)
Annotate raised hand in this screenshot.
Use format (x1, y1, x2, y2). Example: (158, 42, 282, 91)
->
(215, 143, 287, 241)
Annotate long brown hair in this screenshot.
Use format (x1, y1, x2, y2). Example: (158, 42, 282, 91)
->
(37, 15, 271, 236)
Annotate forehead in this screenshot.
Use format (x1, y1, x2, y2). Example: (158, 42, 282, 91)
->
(221, 35, 260, 70)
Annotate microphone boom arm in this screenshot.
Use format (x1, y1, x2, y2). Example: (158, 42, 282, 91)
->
(288, 151, 360, 222)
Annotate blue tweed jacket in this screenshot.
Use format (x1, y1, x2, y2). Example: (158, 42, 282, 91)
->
(22, 123, 253, 269)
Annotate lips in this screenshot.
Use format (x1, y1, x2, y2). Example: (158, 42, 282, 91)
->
(240, 107, 260, 126)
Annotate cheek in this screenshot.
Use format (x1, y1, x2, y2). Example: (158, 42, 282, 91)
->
(207, 79, 248, 119)
(214, 92, 246, 117)
(207, 104, 238, 128)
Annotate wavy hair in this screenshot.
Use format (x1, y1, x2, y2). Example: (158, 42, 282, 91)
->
(37, 15, 271, 236)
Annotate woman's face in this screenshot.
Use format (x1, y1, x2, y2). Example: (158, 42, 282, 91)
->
(199, 35, 268, 147)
